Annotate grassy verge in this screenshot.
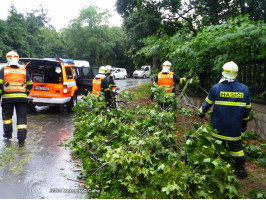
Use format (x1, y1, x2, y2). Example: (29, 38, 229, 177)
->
(123, 83, 151, 101)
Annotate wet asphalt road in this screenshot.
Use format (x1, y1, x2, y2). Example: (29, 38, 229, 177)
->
(0, 78, 150, 199)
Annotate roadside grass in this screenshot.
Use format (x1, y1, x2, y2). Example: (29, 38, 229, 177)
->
(126, 83, 266, 199)
(123, 82, 151, 101)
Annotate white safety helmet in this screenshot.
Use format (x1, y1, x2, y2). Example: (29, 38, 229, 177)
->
(162, 60, 171, 73)
(98, 66, 106, 74)
(222, 61, 238, 79)
(6, 50, 19, 66)
(105, 65, 112, 74)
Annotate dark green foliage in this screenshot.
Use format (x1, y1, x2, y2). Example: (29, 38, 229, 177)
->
(68, 93, 241, 198)
(0, 4, 64, 60)
(138, 15, 266, 97)
(242, 132, 266, 167)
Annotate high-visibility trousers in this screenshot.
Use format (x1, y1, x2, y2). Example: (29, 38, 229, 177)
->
(219, 140, 246, 165)
(1, 101, 27, 140)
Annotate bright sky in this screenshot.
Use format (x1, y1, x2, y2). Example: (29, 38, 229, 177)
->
(0, 0, 123, 30)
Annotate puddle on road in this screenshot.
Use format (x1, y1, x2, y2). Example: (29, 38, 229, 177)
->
(0, 110, 85, 198)
(0, 122, 44, 175)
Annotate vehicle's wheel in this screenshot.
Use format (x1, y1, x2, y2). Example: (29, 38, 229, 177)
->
(124, 75, 127, 79)
(143, 74, 146, 79)
(67, 94, 77, 112)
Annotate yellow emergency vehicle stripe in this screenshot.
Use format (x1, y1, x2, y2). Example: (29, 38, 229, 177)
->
(17, 124, 27, 129)
(0, 79, 4, 84)
(4, 69, 26, 75)
(2, 93, 27, 98)
(230, 150, 245, 157)
(212, 132, 241, 141)
(246, 103, 251, 108)
(3, 119, 13, 124)
(215, 101, 247, 107)
(205, 97, 214, 105)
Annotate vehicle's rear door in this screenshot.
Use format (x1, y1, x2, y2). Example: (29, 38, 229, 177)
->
(22, 59, 64, 98)
(74, 67, 94, 95)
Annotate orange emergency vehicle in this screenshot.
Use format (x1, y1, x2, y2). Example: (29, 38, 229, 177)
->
(20, 58, 94, 112)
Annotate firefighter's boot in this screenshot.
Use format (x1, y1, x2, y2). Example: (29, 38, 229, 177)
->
(18, 139, 25, 147)
(236, 163, 248, 179)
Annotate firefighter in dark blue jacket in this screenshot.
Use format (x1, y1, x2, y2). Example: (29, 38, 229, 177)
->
(198, 61, 251, 179)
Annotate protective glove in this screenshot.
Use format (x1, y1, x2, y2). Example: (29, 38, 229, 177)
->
(242, 120, 248, 132)
(185, 75, 192, 80)
(198, 112, 205, 119)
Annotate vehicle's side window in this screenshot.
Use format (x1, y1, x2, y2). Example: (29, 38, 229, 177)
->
(117, 69, 120, 73)
(65, 67, 73, 80)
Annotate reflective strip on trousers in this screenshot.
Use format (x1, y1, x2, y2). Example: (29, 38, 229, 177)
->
(212, 132, 241, 141)
(230, 150, 245, 157)
(17, 124, 27, 129)
(3, 119, 13, 124)
(2, 93, 27, 98)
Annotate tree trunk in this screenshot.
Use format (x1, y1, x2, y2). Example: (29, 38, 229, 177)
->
(152, 56, 160, 74)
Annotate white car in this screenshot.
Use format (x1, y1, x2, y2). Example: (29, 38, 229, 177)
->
(111, 68, 128, 79)
(133, 66, 151, 78)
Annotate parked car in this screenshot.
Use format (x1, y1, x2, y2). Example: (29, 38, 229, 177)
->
(133, 66, 151, 78)
(20, 58, 94, 112)
(111, 68, 128, 79)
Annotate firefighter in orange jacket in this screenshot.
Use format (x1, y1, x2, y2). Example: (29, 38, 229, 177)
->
(0, 51, 33, 147)
(92, 66, 111, 104)
(152, 61, 191, 109)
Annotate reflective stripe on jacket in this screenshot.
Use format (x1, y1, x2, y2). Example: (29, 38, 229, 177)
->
(92, 77, 105, 97)
(158, 72, 174, 93)
(200, 80, 251, 140)
(3, 66, 27, 99)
